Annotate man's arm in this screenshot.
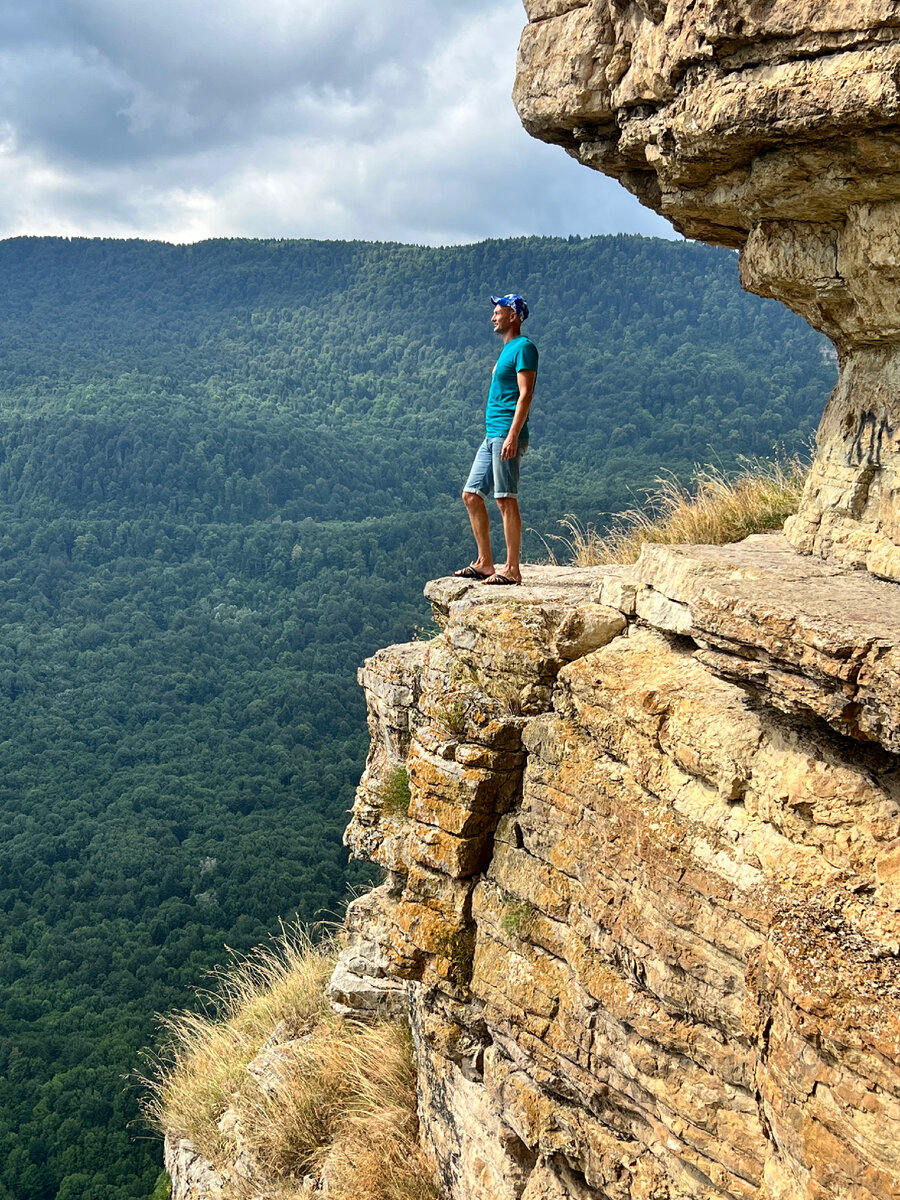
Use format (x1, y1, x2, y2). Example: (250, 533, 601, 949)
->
(501, 369, 536, 460)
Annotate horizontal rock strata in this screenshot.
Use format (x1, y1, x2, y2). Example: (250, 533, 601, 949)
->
(333, 543, 900, 1200)
(603, 534, 900, 754)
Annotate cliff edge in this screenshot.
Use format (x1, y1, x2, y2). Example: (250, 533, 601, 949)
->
(330, 543, 900, 1200)
(163, 6, 900, 1198)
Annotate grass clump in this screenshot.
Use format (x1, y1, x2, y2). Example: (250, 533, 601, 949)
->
(434, 698, 467, 737)
(377, 765, 412, 817)
(549, 455, 808, 567)
(143, 924, 440, 1200)
(435, 928, 476, 987)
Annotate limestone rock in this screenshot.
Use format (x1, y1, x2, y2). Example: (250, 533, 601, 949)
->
(425, 569, 626, 712)
(514, 3, 900, 574)
(514, 2, 900, 247)
(630, 533, 900, 754)
(330, 562, 900, 1200)
(163, 561, 900, 1200)
(596, 565, 639, 616)
(164, 1137, 226, 1200)
(328, 883, 409, 1017)
(411, 996, 534, 1200)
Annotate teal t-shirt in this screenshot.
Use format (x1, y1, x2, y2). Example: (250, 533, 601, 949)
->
(485, 336, 538, 437)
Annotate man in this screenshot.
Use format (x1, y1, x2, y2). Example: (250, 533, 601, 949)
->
(455, 294, 538, 586)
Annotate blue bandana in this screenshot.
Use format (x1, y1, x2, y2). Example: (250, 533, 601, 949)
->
(490, 293, 529, 321)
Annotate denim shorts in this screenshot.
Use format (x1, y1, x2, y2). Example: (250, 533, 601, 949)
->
(463, 435, 528, 500)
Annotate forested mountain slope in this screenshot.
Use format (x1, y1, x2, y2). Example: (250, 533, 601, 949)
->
(0, 235, 835, 1199)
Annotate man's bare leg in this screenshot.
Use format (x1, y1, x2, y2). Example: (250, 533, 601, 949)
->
(495, 497, 522, 582)
(462, 490, 495, 575)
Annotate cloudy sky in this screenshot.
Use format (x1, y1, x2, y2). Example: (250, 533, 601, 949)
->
(0, 0, 675, 245)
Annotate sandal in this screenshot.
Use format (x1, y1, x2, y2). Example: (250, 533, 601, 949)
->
(484, 573, 521, 586)
(454, 564, 492, 580)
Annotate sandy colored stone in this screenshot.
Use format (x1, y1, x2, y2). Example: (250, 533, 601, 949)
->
(407, 738, 521, 839)
(515, 2, 900, 241)
(328, 882, 409, 1017)
(754, 915, 900, 1199)
(631, 534, 900, 753)
(425, 570, 625, 712)
(165, 1137, 226, 1200)
(633, 586, 692, 634)
(596, 566, 638, 616)
(184, 555, 900, 1200)
(344, 639, 427, 870)
(560, 626, 900, 889)
(411, 993, 534, 1200)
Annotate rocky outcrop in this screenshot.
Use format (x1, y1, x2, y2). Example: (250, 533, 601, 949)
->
(513, 2, 900, 578)
(165, 1136, 227, 1200)
(332, 546, 900, 1200)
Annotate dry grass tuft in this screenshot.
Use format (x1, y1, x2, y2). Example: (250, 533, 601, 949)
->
(143, 924, 440, 1200)
(318, 1022, 439, 1200)
(144, 926, 335, 1162)
(549, 455, 808, 567)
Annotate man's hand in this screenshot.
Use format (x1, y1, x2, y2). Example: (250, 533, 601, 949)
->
(501, 431, 518, 461)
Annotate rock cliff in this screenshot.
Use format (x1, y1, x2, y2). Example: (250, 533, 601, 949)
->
(332, 544, 900, 1200)
(514, 1, 900, 579)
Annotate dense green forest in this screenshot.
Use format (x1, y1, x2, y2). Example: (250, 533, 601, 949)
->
(0, 235, 835, 1199)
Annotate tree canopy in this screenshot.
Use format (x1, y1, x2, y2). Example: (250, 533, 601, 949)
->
(0, 234, 835, 1199)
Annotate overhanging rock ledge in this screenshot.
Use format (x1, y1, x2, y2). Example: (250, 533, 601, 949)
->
(515, 1, 900, 580)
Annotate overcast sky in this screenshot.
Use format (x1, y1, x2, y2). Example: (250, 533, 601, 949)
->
(0, 0, 675, 245)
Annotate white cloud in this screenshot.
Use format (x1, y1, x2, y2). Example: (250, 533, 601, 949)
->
(0, 0, 676, 243)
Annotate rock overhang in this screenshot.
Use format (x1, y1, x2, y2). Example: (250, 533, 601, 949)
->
(515, 0, 900, 580)
(515, 1, 900, 246)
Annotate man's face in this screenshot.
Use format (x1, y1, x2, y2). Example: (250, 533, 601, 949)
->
(491, 303, 517, 335)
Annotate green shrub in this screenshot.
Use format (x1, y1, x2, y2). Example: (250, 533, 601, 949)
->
(377, 765, 412, 817)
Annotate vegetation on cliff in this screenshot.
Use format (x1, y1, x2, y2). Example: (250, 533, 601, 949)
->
(145, 927, 439, 1200)
(0, 233, 834, 1197)
(554, 454, 809, 565)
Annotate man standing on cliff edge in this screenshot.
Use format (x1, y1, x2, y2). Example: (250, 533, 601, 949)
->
(454, 294, 538, 586)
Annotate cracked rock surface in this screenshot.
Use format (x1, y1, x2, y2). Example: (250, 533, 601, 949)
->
(330, 548, 900, 1200)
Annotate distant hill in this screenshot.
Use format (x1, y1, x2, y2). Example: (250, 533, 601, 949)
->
(0, 235, 835, 1199)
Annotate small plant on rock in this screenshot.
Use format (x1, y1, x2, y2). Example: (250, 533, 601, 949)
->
(492, 679, 524, 717)
(435, 927, 476, 987)
(434, 697, 467, 737)
(376, 765, 412, 817)
(500, 895, 534, 938)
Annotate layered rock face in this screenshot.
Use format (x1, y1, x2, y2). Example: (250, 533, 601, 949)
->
(333, 545, 900, 1200)
(514, 1, 900, 578)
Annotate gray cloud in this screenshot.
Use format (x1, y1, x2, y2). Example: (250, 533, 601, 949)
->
(0, 0, 676, 243)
